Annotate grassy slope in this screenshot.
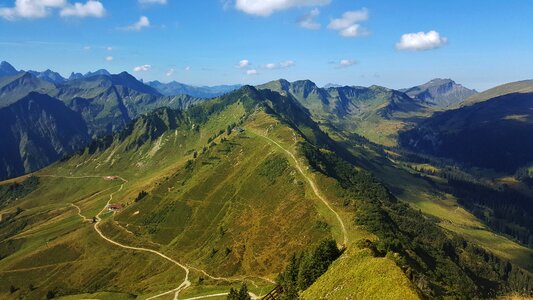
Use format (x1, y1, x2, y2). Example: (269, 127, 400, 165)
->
(370, 155, 533, 271)
(301, 248, 419, 300)
(0, 100, 339, 298)
(459, 79, 533, 107)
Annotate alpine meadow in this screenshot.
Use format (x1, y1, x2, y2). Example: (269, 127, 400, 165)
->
(0, 0, 532, 299)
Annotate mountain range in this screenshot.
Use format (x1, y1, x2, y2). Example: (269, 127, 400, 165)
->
(0, 60, 532, 299)
(147, 80, 241, 98)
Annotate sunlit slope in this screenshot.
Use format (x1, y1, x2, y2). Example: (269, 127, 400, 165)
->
(0, 87, 345, 298)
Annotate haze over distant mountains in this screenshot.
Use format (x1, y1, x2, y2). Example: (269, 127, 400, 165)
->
(147, 80, 241, 98)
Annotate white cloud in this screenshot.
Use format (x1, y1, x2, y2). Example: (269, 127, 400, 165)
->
(396, 30, 448, 51)
(246, 69, 258, 75)
(166, 68, 175, 76)
(106, 46, 113, 51)
(60, 1, 105, 18)
(280, 60, 295, 68)
(0, 0, 105, 20)
(237, 59, 250, 68)
(328, 8, 368, 38)
(83, 45, 91, 50)
(139, 0, 167, 4)
(264, 60, 295, 70)
(298, 8, 320, 30)
(235, 0, 330, 17)
(338, 59, 356, 67)
(122, 16, 150, 31)
(133, 64, 151, 72)
(0, 0, 66, 20)
(105, 56, 113, 61)
(184, 66, 191, 71)
(339, 24, 367, 37)
(328, 9, 367, 30)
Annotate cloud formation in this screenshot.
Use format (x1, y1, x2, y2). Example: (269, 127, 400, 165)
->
(0, 0, 105, 20)
(60, 1, 105, 18)
(237, 59, 250, 68)
(396, 30, 448, 51)
(264, 60, 295, 69)
(338, 59, 356, 67)
(133, 64, 151, 72)
(105, 56, 113, 61)
(122, 16, 150, 31)
(236, 0, 330, 17)
(298, 8, 320, 30)
(246, 69, 258, 75)
(166, 68, 175, 76)
(328, 8, 368, 38)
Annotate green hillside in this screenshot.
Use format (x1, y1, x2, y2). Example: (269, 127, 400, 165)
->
(0, 87, 343, 299)
(459, 79, 533, 107)
(1, 86, 532, 299)
(258, 79, 432, 146)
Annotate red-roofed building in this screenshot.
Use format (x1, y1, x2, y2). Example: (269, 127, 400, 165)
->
(107, 204, 124, 211)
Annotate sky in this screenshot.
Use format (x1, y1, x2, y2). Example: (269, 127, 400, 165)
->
(0, 0, 532, 90)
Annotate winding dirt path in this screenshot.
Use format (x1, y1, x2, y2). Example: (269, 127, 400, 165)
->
(55, 175, 190, 300)
(254, 132, 349, 246)
(60, 174, 269, 299)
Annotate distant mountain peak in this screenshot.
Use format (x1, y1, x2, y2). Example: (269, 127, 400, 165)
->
(146, 80, 242, 98)
(324, 83, 342, 89)
(84, 69, 111, 78)
(0, 61, 18, 76)
(27, 69, 66, 84)
(403, 78, 477, 107)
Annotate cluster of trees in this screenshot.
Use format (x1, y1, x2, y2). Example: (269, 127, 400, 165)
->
(227, 283, 251, 300)
(300, 142, 533, 298)
(446, 179, 533, 247)
(277, 239, 341, 299)
(134, 190, 148, 203)
(391, 147, 533, 248)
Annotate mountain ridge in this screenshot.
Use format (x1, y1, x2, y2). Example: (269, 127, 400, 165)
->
(402, 78, 478, 107)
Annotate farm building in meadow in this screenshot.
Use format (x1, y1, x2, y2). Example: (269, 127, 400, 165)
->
(107, 204, 124, 211)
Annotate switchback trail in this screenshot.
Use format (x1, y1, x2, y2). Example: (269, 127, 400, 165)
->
(60, 174, 269, 299)
(56, 175, 190, 300)
(254, 131, 349, 246)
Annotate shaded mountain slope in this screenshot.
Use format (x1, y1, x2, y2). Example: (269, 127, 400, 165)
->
(0, 72, 56, 108)
(459, 79, 533, 107)
(0, 92, 90, 179)
(400, 92, 533, 173)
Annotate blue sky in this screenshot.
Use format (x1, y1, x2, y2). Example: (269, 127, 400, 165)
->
(0, 0, 532, 90)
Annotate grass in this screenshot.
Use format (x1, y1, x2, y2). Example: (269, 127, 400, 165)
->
(301, 247, 419, 300)
(367, 152, 533, 272)
(0, 106, 338, 298)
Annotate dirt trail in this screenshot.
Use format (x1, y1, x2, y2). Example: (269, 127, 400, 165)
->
(60, 175, 267, 299)
(52, 175, 189, 300)
(254, 131, 349, 246)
